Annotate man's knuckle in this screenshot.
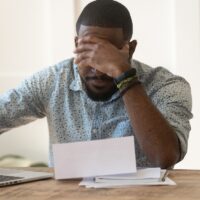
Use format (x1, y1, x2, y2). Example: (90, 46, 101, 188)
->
(86, 35, 93, 41)
(96, 43, 103, 50)
(89, 57, 94, 63)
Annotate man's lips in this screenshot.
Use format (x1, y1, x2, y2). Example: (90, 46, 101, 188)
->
(88, 79, 111, 87)
(85, 75, 113, 88)
(85, 75, 113, 81)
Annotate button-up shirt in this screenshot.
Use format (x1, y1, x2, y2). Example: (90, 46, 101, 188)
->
(0, 58, 193, 167)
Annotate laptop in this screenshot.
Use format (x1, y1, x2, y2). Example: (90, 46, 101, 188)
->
(0, 168, 53, 187)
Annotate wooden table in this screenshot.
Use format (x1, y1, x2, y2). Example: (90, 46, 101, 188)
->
(0, 168, 200, 200)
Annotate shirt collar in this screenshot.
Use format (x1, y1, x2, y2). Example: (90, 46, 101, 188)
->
(69, 61, 83, 92)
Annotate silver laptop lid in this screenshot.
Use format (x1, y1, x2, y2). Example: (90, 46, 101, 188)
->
(0, 168, 53, 187)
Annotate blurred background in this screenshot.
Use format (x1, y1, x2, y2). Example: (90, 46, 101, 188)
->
(0, 0, 199, 168)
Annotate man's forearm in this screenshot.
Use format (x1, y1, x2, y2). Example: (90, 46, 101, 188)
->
(122, 83, 180, 169)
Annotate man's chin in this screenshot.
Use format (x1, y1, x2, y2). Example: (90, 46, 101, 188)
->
(85, 85, 118, 102)
(86, 90, 113, 102)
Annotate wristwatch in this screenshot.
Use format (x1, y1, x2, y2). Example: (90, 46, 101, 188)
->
(114, 68, 137, 84)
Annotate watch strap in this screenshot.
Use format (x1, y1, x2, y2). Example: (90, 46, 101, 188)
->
(114, 68, 137, 85)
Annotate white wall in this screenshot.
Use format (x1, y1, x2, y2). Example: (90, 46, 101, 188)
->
(0, 0, 75, 164)
(173, 0, 200, 169)
(0, 0, 199, 168)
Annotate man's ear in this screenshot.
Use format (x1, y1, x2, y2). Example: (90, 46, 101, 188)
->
(74, 36, 78, 48)
(129, 40, 137, 59)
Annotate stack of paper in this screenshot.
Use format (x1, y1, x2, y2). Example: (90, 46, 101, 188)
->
(53, 136, 176, 188)
(79, 168, 176, 188)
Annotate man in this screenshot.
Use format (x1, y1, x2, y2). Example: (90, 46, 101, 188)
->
(0, 0, 192, 168)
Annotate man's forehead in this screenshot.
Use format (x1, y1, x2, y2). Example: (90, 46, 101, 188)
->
(78, 25, 125, 47)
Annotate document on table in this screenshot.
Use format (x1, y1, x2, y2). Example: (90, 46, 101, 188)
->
(79, 168, 176, 188)
(53, 136, 136, 179)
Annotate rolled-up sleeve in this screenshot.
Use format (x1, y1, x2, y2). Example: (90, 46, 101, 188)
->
(0, 69, 51, 134)
(150, 70, 193, 161)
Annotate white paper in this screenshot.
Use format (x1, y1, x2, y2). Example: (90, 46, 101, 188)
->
(53, 136, 136, 179)
(79, 177, 176, 188)
(95, 168, 168, 184)
(95, 168, 161, 182)
(79, 168, 176, 188)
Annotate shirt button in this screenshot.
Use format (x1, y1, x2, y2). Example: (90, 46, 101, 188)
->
(92, 129, 97, 134)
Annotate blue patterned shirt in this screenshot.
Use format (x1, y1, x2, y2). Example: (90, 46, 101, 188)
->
(0, 58, 193, 167)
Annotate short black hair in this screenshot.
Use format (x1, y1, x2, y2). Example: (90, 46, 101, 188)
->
(76, 0, 133, 40)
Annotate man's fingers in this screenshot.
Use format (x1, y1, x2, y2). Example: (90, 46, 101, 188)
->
(119, 43, 129, 59)
(74, 44, 94, 54)
(76, 58, 93, 69)
(121, 43, 129, 53)
(74, 52, 92, 64)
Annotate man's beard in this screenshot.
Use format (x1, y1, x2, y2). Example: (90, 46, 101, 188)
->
(82, 76, 118, 102)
